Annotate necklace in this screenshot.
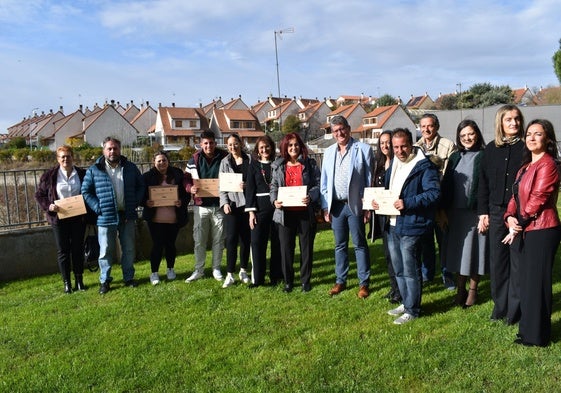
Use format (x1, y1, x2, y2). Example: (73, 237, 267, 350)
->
(259, 161, 271, 188)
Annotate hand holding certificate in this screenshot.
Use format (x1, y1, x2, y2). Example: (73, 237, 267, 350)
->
(219, 172, 243, 192)
(193, 179, 220, 198)
(54, 195, 87, 219)
(363, 187, 400, 215)
(276, 186, 308, 207)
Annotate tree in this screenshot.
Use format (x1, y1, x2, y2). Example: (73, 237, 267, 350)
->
(553, 39, 561, 84)
(281, 115, 301, 135)
(461, 83, 513, 108)
(377, 94, 397, 107)
(438, 94, 458, 110)
(6, 137, 26, 149)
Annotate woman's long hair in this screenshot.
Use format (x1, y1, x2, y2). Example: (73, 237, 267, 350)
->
(521, 119, 559, 166)
(279, 132, 308, 161)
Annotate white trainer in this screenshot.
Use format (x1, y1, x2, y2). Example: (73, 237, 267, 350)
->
(185, 270, 204, 283)
(212, 268, 223, 281)
(393, 313, 416, 325)
(166, 268, 176, 280)
(387, 304, 405, 316)
(239, 269, 250, 284)
(150, 272, 160, 285)
(222, 273, 235, 288)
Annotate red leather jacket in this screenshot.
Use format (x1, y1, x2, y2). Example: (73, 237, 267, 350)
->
(505, 153, 560, 232)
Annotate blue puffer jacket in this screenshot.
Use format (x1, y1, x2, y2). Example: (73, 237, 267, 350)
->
(384, 149, 441, 236)
(81, 155, 144, 226)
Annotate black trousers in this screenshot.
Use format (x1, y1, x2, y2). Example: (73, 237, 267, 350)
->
(224, 206, 251, 273)
(147, 222, 180, 272)
(277, 210, 316, 286)
(250, 209, 281, 285)
(51, 216, 86, 281)
(379, 215, 399, 297)
(518, 226, 561, 346)
(489, 204, 521, 322)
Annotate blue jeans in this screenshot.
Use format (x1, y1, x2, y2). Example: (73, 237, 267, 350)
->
(98, 219, 136, 284)
(387, 226, 422, 317)
(331, 201, 370, 287)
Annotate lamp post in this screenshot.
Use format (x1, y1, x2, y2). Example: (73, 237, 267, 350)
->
(274, 27, 294, 132)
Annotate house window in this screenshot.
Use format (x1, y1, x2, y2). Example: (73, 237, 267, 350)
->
(174, 120, 183, 128)
(189, 120, 197, 128)
(231, 121, 240, 129)
(363, 117, 377, 125)
(244, 121, 254, 129)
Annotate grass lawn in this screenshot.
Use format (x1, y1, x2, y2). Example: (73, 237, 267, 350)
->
(2, 226, 561, 392)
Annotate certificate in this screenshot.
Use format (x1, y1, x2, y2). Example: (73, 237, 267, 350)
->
(363, 187, 400, 215)
(193, 178, 219, 197)
(277, 186, 307, 207)
(55, 194, 87, 219)
(149, 185, 178, 207)
(219, 172, 243, 192)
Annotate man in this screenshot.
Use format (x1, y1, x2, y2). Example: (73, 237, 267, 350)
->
(414, 113, 456, 289)
(321, 115, 373, 299)
(81, 137, 144, 294)
(373, 128, 440, 324)
(184, 130, 228, 282)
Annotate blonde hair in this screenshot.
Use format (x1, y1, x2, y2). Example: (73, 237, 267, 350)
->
(494, 105, 525, 146)
(56, 145, 74, 156)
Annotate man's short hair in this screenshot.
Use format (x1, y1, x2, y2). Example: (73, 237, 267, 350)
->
(420, 113, 440, 130)
(103, 137, 121, 148)
(391, 128, 413, 146)
(329, 115, 350, 129)
(200, 130, 216, 141)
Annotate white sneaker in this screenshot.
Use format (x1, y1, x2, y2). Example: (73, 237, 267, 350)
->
(222, 273, 235, 288)
(150, 272, 160, 285)
(166, 268, 176, 280)
(185, 270, 204, 283)
(239, 269, 250, 284)
(387, 304, 405, 316)
(393, 313, 416, 325)
(212, 268, 223, 281)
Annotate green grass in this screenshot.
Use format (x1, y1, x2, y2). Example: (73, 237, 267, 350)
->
(2, 227, 561, 392)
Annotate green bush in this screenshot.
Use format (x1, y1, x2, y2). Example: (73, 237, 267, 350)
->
(30, 150, 55, 163)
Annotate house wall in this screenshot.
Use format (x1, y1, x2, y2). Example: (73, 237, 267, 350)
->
(84, 111, 139, 147)
(53, 114, 84, 148)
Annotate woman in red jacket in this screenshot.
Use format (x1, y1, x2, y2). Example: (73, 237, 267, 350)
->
(503, 119, 561, 347)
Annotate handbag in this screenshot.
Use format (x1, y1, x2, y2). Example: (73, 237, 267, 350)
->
(84, 225, 99, 272)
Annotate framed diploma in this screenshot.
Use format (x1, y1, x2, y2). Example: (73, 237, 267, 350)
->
(55, 194, 87, 219)
(363, 187, 400, 215)
(193, 178, 220, 198)
(149, 185, 178, 207)
(219, 172, 243, 192)
(277, 186, 307, 207)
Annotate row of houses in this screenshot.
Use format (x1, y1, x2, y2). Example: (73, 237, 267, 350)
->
(5, 86, 558, 153)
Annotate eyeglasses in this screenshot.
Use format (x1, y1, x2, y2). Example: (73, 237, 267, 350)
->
(58, 155, 72, 159)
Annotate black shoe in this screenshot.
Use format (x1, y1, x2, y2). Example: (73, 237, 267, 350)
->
(124, 280, 138, 288)
(74, 275, 86, 291)
(99, 282, 110, 294)
(283, 284, 293, 293)
(389, 295, 402, 304)
(302, 283, 312, 292)
(64, 281, 72, 294)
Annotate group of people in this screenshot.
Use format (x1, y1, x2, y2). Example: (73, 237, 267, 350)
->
(35, 107, 561, 346)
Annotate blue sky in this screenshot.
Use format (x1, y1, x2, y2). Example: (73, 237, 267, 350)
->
(1, 0, 560, 133)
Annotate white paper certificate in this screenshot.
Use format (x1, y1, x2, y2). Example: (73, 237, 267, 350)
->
(219, 172, 243, 192)
(363, 187, 400, 215)
(277, 186, 307, 207)
(149, 185, 178, 207)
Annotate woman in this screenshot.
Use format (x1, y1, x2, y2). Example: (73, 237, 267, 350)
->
(142, 151, 190, 285)
(270, 133, 320, 293)
(477, 104, 524, 324)
(245, 135, 282, 287)
(219, 134, 251, 288)
(373, 130, 400, 304)
(441, 120, 488, 307)
(503, 119, 560, 347)
(35, 145, 89, 293)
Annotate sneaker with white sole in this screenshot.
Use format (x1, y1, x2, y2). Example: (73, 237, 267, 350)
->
(387, 304, 405, 316)
(222, 273, 235, 288)
(185, 270, 204, 283)
(150, 272, 160, 285)
(212, 268, 223, 281)
(239, 269, 250, 284)
(393, 313, 416, 325)
(166, 268, 176, 280)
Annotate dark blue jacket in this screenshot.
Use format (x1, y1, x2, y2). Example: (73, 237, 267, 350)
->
(385, 149, 440, 236)
(81, 155, 144, 226)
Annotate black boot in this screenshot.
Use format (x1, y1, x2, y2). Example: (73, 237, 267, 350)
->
(63, 280, 72, 294)
(75, 275, 86, 291)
